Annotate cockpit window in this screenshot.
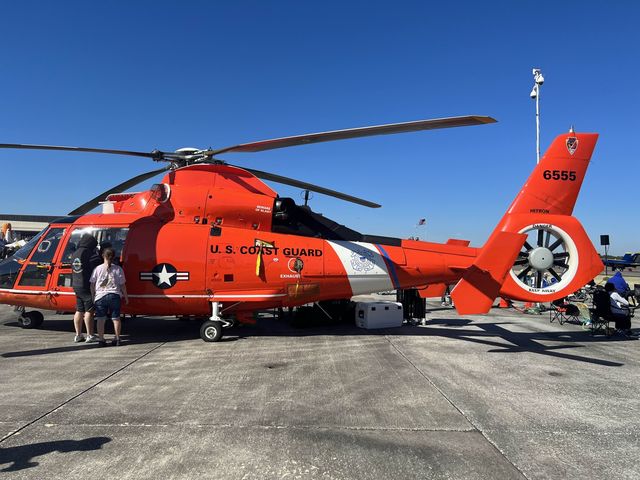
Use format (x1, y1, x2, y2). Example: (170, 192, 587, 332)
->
(0, 258, 21, 288)
(0, 228, 47, 289)
(11, 229, 46, 262)
(18, 228, 66, 287)
(61, 227, 129, 265)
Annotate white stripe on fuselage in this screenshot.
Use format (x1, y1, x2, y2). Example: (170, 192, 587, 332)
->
(326, 241, 393, 295)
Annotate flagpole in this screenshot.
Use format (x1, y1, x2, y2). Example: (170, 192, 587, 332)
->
(415, 218, 426, 240)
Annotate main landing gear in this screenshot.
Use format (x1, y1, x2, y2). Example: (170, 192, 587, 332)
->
(14, 306, 44, 329)
(199, 302, 233, 342)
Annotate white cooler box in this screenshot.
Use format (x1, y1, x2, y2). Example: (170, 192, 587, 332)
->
(355, 301, 403, 329)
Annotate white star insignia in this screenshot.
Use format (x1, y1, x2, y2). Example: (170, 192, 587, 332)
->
(153, 264, 176, 287)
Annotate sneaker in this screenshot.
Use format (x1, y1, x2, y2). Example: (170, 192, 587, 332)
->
(85, 334, 99, 343)
(98, 338, 108, 347)
(624, 330, 639, 338)
(73, 334, 85, 343)
(111, 338, 121, 347)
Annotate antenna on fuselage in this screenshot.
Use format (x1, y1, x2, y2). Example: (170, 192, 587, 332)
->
(301, 189, 314, 207)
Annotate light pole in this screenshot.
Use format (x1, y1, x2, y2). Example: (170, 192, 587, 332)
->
(530, 68, 544, 164)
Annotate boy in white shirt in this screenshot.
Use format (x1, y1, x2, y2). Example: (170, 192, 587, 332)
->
(90, 247, 128, 346)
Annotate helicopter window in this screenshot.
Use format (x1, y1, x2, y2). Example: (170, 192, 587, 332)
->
(0, 228, 46, 289)
(28, 228, 66, 264)
(18, 228, 66, 287)
(61, 227, 129, 265)
(0, 258, 22, 289)
(9, 229, 46, 262)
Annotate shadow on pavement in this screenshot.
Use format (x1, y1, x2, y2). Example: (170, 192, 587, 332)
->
(0, 317, 201, 358)
(1, 311, 629, 367)
(0, 436, 111, 472)
(244, 315, 628, 367)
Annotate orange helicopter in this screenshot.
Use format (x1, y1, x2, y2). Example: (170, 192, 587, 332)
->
(0, 116, 603, 341)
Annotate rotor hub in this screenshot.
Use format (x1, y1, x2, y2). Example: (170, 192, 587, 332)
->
(174, 147, 201, 155)
(528, 247, 554, 270)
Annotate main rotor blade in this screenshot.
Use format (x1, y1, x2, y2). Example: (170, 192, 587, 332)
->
(243, 167, 381, 208)
(68, 167, 170, 216)
(0, 143, 165, 160)
(209, 115, 497, 155)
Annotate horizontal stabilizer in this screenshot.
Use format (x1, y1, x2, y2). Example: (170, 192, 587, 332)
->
(451, 231, 526, 315)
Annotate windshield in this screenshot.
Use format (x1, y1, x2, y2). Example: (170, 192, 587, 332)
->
(11, 228, 46, 261)
(0, 228, 46, 289)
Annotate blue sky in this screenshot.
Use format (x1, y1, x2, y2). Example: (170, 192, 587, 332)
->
(1, 1, 638, 254)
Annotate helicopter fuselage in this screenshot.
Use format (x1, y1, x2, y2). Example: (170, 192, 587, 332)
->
(0, 164, 478, 319)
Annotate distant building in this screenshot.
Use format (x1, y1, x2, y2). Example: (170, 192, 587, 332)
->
(0, 214, 61, 240)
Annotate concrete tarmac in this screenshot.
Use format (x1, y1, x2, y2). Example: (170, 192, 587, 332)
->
(1, 303, 639, 479)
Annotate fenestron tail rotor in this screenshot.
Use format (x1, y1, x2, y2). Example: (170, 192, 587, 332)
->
(0, 114, 497, 213)
(512, 226, 574, 289)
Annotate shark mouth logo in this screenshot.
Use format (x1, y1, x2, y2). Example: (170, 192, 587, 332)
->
(566, 137, 578, 155)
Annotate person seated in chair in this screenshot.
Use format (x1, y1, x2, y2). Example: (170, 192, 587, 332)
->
(605, 282, 637, 337)
(608, 271, 632, 299)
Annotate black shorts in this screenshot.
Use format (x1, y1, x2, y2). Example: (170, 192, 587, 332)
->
(74, 290, 94, 313)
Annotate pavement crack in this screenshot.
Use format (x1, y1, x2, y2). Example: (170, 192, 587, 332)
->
(385, 336, 531, 480)
(0, 342, 167, 444)
(32, 422, 478, 432)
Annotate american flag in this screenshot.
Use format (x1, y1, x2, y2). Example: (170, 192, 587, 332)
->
(417, 218, 426, 226)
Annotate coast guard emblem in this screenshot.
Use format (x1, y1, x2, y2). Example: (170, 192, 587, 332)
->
(566, 137, 578, 155)
(350, 248, 375, 272)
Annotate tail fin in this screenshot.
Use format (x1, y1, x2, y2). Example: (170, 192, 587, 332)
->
(506, 132, 598, 216)
(451, 132, 603, 314)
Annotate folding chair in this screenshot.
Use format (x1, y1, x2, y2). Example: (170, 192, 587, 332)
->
(589, 288, 614, 337)
(549, 298, 580, 325)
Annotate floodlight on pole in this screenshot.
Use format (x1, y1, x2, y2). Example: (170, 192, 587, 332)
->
(531, 68, 544, 164)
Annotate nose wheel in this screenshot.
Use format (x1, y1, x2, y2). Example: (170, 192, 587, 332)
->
(14, 306, 45, 329)
(200, 320, 223, 342)
(199, 301, 233, 342)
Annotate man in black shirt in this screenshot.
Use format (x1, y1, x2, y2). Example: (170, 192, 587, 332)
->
(71, 233, 102, 342)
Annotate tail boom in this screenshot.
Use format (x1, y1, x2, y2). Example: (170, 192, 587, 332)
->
(448, 131, 602, 314)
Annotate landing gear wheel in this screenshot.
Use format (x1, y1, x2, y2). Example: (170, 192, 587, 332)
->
(200, 320, 223, 342)
(20, 311, 44, 329)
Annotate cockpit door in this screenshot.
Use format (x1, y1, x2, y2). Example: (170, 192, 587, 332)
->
(51, 226, 130, 292)
(14, 227, 66, 292)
